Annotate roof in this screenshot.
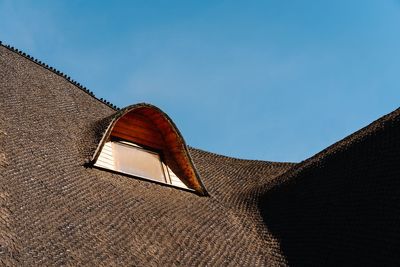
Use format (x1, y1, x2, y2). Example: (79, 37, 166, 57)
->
(1, 42, 399, 266)
(0, 43, 294, 266)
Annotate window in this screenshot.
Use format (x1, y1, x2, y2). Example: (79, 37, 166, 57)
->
(112, 141, 167, 183)
(94, 140, 189, 189)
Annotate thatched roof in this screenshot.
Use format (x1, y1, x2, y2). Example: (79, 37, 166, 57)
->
(1, 42, 399, 266)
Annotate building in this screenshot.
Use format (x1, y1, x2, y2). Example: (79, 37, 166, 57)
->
(0, 42, 399, 266)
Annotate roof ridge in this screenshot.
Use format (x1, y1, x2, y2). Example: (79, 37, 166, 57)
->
(272, 106, 400, 187)
(0, 40, 119, 111)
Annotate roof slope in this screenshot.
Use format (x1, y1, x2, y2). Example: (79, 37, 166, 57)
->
(0, 45, 295, 266)
(259, 106, 400, 265)
(3, 42, 400, 266)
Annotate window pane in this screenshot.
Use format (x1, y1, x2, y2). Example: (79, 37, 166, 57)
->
(113, 142, 166, 183)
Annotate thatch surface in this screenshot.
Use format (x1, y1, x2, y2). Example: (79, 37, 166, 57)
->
(1, 43, 400, 266)
(0, 45, 293, 266)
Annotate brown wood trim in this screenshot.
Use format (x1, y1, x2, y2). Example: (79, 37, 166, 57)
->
(111, 130, 164, 150)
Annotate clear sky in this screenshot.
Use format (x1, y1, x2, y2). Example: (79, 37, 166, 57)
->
(1, 1, 400, 162)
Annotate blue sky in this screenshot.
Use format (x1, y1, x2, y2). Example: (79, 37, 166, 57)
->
(1, 1, 400, 162)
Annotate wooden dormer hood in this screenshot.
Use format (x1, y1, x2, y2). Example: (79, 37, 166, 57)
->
(91, 103, 208, 196)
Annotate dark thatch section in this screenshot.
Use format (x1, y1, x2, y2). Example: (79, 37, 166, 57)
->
(259, 107, 400, 265)
(1, 42, 399, 266)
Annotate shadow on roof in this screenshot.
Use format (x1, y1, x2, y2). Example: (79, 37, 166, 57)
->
(258, 111, 400, 265)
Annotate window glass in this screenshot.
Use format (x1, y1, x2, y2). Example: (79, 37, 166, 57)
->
(112, 142, 166, 183)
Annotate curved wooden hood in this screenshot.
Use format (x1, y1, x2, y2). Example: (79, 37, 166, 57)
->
(91, 103, 208, 196)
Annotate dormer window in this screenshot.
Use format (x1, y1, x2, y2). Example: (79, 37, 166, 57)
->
(95, 140, 190, 189)
(91, 103, 208, 195)
(113, 141, 166, 184)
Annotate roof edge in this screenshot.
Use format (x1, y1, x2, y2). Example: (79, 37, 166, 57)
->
(0, 40, 118, 111)
(273, 106, 400, 187)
